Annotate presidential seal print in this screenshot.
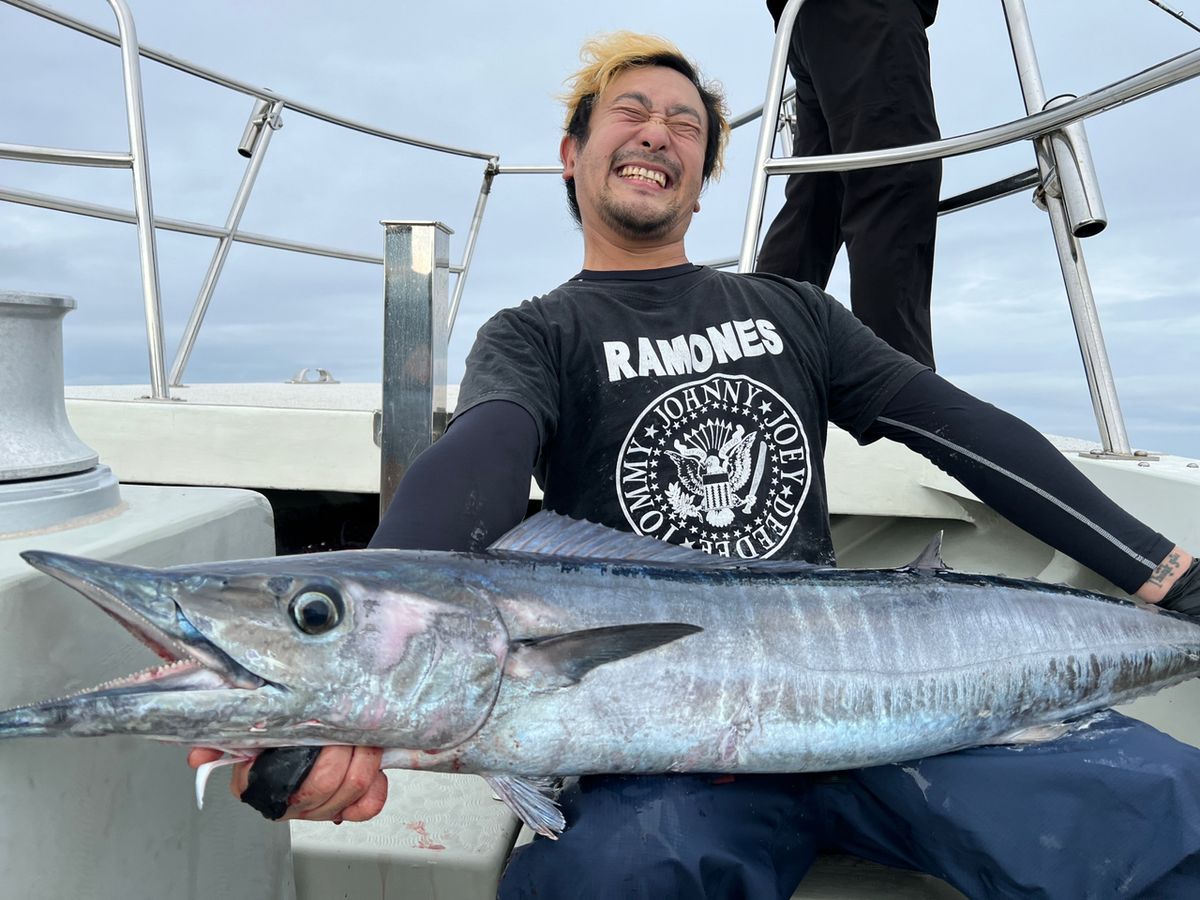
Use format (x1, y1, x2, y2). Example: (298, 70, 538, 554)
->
(616, 373, 811, 558)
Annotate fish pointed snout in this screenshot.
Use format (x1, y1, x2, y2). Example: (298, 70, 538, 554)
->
(0, 700, 70, 738)
(21, 549, 108, 583)
(19, 550, 175, 627)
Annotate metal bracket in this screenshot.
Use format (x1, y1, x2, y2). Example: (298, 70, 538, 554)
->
(238, 97, 283, 158)
(1077, 448, 1160, 463)
(286, 367, 340, 384)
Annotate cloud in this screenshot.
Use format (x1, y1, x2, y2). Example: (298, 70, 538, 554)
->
(2, 0, 1197, 465)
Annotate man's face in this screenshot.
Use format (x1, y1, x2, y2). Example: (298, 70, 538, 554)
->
(562, 65, 708, 245)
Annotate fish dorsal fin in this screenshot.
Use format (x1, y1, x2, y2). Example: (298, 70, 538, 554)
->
(489, 511, 722, 565)
(508, 623, 702, 685)
(483, 775, 565, 838)
(488, 511, 822, 573)
(902, 532, 950, 572)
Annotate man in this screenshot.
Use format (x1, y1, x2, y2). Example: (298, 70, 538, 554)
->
(192, 31, 1200, 898)
(756, 0, 942, 368)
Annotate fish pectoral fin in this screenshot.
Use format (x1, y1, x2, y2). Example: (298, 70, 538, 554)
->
(991, 711, 1110, 746)
(992, 723, 1074, 745)
(484, 775, 565, 839)
(509, 623, 703, 685)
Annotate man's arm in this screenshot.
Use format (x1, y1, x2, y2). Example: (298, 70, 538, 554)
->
(867, 371, 1195, 604)
(370, 399, 539, 552)
(188, 400, 539, 822)
(1151, 553, 1200, 615)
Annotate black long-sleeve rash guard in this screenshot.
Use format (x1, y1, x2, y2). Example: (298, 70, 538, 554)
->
(369, 399, 536, 552)
(862, 370, 1172, 593)
(370, 373, 1173, 594)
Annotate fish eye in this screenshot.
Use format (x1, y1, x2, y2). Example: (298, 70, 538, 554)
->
(289, 589, 343, 635)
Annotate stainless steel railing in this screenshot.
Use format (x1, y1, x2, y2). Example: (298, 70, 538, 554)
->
(0, 0, 800, 396)
(744, 0, 1200, 458)
(1, 0, 170, 398)
(4, 0, 1198, 456)
(0, 0, 498, 395)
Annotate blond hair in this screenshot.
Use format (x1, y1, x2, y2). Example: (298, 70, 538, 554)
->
(561, 31, 730, 180)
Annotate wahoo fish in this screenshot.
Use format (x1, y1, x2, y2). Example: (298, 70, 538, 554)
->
(2, 512, 1198, 837)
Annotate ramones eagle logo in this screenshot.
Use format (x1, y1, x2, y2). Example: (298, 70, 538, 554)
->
(615, 373, 811, 558)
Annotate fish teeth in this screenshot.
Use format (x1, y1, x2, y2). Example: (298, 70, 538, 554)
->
(96, 659, 196, 689)
(0, 659, 220, 711)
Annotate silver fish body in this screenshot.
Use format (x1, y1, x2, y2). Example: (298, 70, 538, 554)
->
(403, 555, 1200, 776)
(2, 513, 1198, 834)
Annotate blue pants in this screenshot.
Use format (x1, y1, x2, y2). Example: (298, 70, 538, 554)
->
(498, 712, 1200, 899)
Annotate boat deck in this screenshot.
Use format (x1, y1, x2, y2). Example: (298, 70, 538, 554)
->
(63, 380, 1200, 544)
(65, 382, 393, 494)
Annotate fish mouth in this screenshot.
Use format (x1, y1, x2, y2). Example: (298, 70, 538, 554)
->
(0, 551, 271, 738)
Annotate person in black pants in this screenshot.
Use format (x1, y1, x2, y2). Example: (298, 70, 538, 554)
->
(757, 0, 941, 368)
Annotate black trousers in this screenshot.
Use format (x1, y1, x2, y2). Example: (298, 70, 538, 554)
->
(756, 0, 942, 369)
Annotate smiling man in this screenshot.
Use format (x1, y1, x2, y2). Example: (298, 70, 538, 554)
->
(559, 50, 714, 259)
(193, 31, 1200, 899)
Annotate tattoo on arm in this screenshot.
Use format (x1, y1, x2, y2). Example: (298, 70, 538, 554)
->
(1148, 550, 1184, 588)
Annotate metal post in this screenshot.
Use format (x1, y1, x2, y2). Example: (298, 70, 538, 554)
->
(1001, 0, 1133, 456)
(447, 160, 497, 338)
(169, 99, 284, 386)
(107, 0, 170, 400)
(739, 0, 807, 271)
(379, 221, 452, 516)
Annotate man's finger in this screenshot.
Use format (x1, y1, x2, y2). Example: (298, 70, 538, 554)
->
(279, 746, 356, 817)
(187, 747, 224, 768)
(229, 759, 253, 797)
(289, 746, 385, 822)
(332, 770, 390, 823)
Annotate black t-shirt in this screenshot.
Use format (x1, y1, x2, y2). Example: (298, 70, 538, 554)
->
(456, 265, 926, 564)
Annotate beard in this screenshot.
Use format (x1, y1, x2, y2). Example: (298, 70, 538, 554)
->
(594, 187, 684, 240)
(591, 149, 689, 240)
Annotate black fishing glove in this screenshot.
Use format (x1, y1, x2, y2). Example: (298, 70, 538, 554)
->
(1159, 558, 1200, 620)
(240, 747, 322, 820)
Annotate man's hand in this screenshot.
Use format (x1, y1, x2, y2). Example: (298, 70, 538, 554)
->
(187, 746, 389, 823)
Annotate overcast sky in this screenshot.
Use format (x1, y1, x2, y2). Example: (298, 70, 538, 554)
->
(1, 0, 1198, 457)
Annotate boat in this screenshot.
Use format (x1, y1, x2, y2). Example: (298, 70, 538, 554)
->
(1, 1, 1198, 897)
